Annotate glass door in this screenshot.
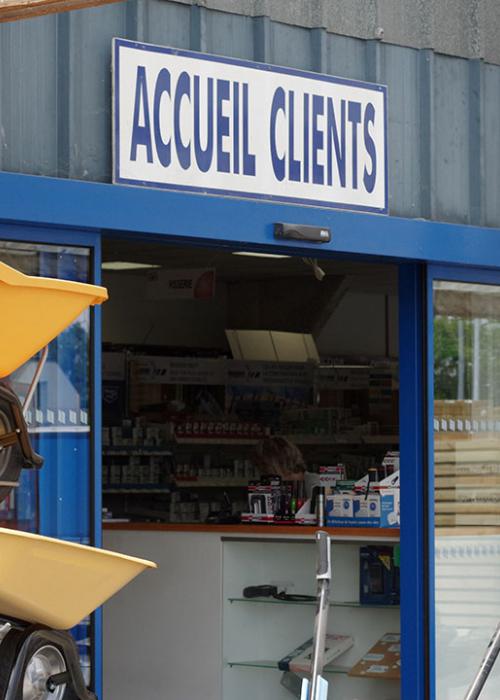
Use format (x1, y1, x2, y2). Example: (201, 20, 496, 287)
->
(429, 267, 500, 699)
(0, 237, 100, 691)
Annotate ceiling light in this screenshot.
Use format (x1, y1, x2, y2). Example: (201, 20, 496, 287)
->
(102, 261, 161, 271)
(232, 251, 291, 259)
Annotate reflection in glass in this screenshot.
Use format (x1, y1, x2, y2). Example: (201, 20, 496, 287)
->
(434, 281, 500, 699)
(0, 241, 92, 684)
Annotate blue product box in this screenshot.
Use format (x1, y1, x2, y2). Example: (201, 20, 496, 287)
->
(380, 489, 400, 527)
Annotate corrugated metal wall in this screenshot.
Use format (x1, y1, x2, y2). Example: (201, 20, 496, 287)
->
(1, 0, 500, 227)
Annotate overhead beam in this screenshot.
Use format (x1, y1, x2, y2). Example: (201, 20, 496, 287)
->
(0, 0, 124, 23)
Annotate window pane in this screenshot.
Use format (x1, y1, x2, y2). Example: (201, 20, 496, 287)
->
(433, 280, 500, 699)
(0, 240, 92, 685)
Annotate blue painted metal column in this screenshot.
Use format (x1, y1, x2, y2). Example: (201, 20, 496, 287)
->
(91, 237, 103, 699)
(399, 263, 427, 700)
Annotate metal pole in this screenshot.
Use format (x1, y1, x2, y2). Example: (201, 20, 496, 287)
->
(23, 345, 48, 415)
(308, 531, 331, 700)
(464, 623, 500, 700)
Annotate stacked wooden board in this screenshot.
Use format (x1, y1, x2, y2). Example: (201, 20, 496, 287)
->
(435, 434, 500, 532)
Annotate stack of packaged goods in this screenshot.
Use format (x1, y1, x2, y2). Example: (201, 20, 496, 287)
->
(325, 451, 400, 528)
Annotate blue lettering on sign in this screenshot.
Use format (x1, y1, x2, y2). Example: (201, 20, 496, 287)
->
(174, 71, 191, 169)
(270, 87, 285, 181)
(303, 92, 310, 183)
(363, 102, 377, 193)
(130, 66, 153, 163)
(288, 90, 300, 182)
(153, 68, 171, 167)
(233, 82, 240, 174)
(348, 100, 361, 189)
(125, 55, 381, 201)
(327, 98, 346, 187)
(242, 83, 256, 176)
(194, 75, 214, 172)
(312, 94, 324, 185)
(216, 79, 230, 173)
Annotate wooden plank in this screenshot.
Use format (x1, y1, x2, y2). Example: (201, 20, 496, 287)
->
(0, 0, 123, 23)
(435, 436, 500, 451)
(435, 475, 500, 488)
(437, 526, 500, 536)
(435, 487, 500, 502)
(436, 514, 500, 526)
(435, 464, 500, 476)
(436, 503, 500, 515)
(435, 449, 500, 464)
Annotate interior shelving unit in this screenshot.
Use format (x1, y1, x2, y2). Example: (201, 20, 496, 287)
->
(222, 535, 400, 700)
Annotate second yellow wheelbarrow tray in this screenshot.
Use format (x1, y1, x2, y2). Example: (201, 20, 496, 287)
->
(0, 527, 156, 629)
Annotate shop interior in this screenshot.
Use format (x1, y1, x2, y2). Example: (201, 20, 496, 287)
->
(101, 239, 399, 526)
(101, 238, 401, 699)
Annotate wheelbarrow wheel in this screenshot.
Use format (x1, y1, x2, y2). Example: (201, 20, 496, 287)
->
(22, 643, 67, 700)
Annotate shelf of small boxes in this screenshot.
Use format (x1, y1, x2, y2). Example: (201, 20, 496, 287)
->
(173, 418, 269, 443)
(242, 452, 400, 529)
(102, 421, 174, 493)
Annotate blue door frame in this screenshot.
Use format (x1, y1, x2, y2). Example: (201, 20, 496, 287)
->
(3, 171, 500, 700)
(426, 265, 500, 700)
(0, 222, 103, 697)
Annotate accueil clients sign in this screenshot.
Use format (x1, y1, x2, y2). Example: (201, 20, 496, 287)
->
(113, 38, 387, 213)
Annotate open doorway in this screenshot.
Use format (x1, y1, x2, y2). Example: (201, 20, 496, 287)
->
(101, 236, 401, 700)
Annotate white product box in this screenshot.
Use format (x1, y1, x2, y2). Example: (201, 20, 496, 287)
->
(355, 494, 380, 523)
(380, 488, 400, 527)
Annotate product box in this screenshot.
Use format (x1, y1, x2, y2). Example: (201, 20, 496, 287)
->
(360, 546, 400, 605)
(326, 493, 380, 527)
(279, 634, 353, 673)
(246, 484, 275, 522)
(382, 451, 400, 474)
(380, 488, 400, 527)
(356, 494, 380, 524)
(294, 498, 317, 525)
(319, 465, 346, 493)
(378, 470, 400, 490)
(348, 633, 400, 680)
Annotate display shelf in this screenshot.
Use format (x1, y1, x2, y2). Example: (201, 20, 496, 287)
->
(103, 448, 172, 456)
(104, 436, 399, 451)
(227, 597, 399, 609)
(286, 434, 399, 445)
(103, 488, 171, 494)
(226, 660, 350, 675)
(174, 437, 259, 445)
(175, 478, 248, 488)
(175, 435, 399, 446)
(222, 537, 401, 700)
(363, 435, 399, 444)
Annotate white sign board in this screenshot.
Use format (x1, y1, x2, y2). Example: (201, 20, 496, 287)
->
(145, 268, 215, 300)
(131, 356, 314, 387)
(113, 38, 387, 213)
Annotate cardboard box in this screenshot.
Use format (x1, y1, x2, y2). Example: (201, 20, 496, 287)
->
(348, 633, 400, 680)
(279, 634, 353, 673)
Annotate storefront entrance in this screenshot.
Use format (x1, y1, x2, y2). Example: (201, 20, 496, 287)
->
(100, 235, 405, 700)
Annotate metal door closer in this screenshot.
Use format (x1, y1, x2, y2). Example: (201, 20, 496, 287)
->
(0, 262, 156, 700)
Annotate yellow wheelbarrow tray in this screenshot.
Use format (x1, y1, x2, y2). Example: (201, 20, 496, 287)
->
(0, 261, 156, 633)
(0, 527, 156, 630)
(0, 261, 108, 378)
